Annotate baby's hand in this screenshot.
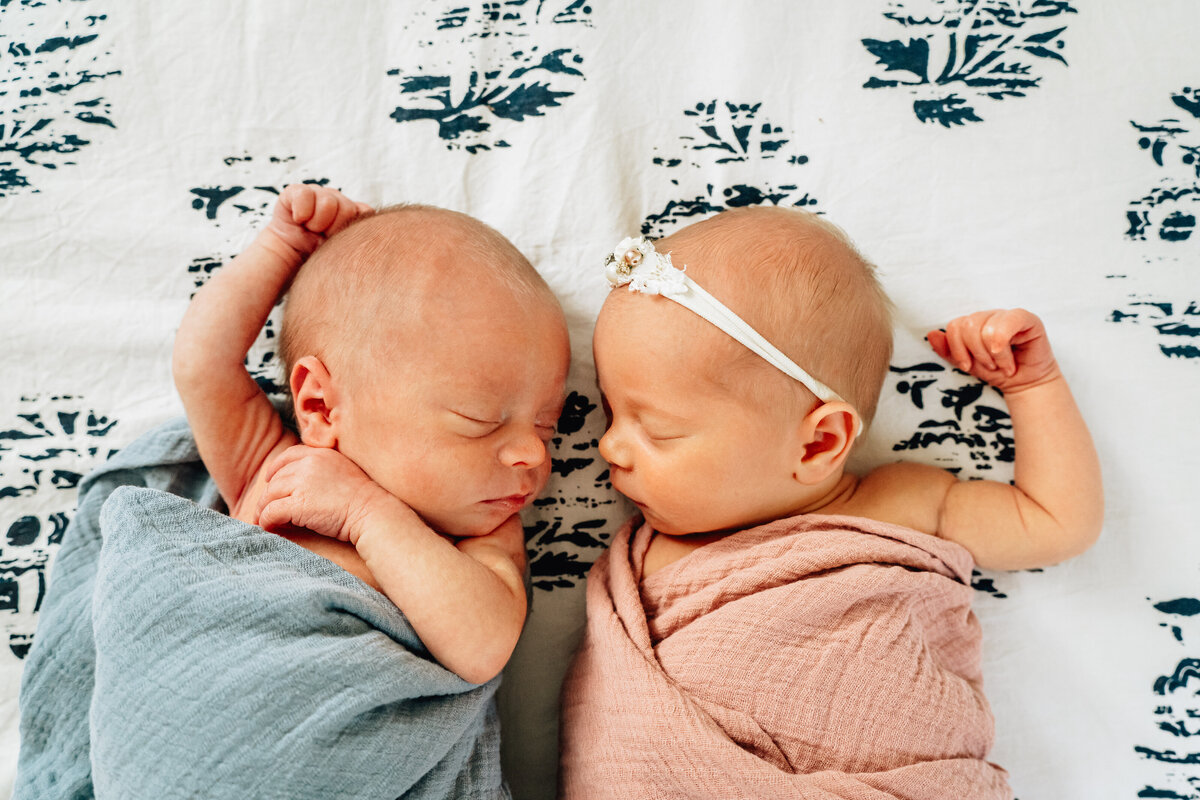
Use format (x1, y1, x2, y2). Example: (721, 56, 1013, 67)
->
(258, 184, 374, 263)
(927, 308, 1061, 393)
(256, 444, 392, 544)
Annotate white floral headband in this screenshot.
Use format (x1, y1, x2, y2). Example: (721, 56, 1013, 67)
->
(605, 236, 858, 431)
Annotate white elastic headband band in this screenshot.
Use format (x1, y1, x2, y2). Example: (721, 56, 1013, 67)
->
(605, 235, 854, 416)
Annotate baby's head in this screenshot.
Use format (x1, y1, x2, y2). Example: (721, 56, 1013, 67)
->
(594, 207, 892, 535)
(278, 205, 570, 538)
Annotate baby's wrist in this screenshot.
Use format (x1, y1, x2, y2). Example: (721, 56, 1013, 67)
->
(348, 487, 420, 550)
(251, 227, 308, 271)
(999, 365, 1065, 397)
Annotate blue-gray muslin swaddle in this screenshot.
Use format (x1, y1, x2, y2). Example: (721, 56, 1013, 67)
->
(14, 417, 509, 799)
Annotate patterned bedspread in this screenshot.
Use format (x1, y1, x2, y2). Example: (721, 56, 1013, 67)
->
(2, 3, 1198, 798)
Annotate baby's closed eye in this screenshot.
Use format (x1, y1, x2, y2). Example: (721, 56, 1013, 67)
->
(450, 410, 560, 442)
(635, 411, 691, 443)
(643, 426, 688, 443)
(450, 411, 503, 438)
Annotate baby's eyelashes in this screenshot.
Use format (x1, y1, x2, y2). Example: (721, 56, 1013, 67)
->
(450, 410, 560, 444)
(599, 397, 688, 443)
(450, 411, 504, 438)
(539, 399, 566, 432)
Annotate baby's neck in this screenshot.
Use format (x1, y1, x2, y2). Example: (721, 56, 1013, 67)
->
(642, 473, 862, 578)
(790, 471, 860, 517)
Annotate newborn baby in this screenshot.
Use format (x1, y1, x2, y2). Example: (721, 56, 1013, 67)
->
(560, 207, 1102, 798)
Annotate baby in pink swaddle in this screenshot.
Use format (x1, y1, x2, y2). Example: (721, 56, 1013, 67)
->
(559, 206, 1104, 797)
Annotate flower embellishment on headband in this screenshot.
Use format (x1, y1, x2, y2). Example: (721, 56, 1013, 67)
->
(605, 236, 688, 296)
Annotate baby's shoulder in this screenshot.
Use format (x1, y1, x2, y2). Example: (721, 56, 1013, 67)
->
(845, 461, 958, 537)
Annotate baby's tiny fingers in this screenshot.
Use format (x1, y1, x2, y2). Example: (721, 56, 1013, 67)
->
(956, 316, 998, 372)
(256, 470, 290, 515)
(327, 194, 364, 237)
(943, 322, 974, 372)
(258, 496, 297, 533)
(262, 453, 289, 483)
(926, 329, 950, 361)
(284, 184, 316, 224)
(986, 310, 1039, 375)
(981, 321, 1017, 376)
(307, 189, 341, 233)
(998, 309, 1042, 346)
(263, 444, 313, 482)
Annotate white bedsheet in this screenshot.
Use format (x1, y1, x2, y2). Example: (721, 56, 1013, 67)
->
(2, 2, 1199, 798)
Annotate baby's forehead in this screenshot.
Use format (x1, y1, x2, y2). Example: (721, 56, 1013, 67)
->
(595, 290, 803, 426)
(596, 290, 738, 368)
(595, 297, 781, 418)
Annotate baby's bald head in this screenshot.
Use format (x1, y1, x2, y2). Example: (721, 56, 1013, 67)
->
(658, 207, 893, 426)
(278, 204, 560, 393)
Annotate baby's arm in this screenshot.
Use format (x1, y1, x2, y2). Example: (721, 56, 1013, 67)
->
(256, 445, 527, 685)
(172, 185, 369, 517)
(907, 309, 1103, 570)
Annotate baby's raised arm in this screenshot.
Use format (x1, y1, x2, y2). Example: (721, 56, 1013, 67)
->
(913, 309, 1103, 570)
(172, 185, 370, 516)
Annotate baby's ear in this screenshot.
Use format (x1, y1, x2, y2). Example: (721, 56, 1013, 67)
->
(290, 356, 339, 448)
(792, 401, 859, 485)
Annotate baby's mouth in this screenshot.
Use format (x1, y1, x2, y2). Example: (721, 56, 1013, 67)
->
(482, 493, 532, 512)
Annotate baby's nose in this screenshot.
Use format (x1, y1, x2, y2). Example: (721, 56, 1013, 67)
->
(597, 427, 627, 470)
(500, 428, 547, 469)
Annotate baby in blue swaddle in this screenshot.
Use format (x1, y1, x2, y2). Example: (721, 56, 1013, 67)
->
(174, 183, 569, 685)
(15, 184, 568, 799)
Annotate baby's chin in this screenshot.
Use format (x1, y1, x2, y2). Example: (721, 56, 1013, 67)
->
(639, 506, 764, 538)
(420, 503, 524, 539)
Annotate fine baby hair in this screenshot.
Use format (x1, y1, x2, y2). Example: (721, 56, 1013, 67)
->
(277, 202, 559, 400)
(644, 206, 895, 428)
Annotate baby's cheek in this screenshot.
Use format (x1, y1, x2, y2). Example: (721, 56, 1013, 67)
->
(373, 451, 443, 502)
(532, 460, 553, 494)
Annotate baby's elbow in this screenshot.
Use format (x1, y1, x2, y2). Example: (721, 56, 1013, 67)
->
(457, 661, 503, 686)
(1053, 478, 1105, 563)
(1056, 514, 1103, 564)
(1027, 512, 1103, 569)
(445, 617, 523, 685)
(1052, 493, 1105, 564)
(454, 646, 514, 686)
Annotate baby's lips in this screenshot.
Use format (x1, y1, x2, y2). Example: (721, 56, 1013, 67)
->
(481, 494, 531, 514)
